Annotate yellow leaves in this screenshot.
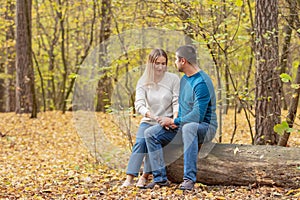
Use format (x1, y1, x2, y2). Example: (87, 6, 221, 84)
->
(294, 192, 300, 197)
(286, 188, 300, 197)
(0, 111, 300, 198)
(215, 196, 227, 200)
(292, 93, 299, 98)
(220, 109, 255, 144)
(235, 0, 243, 7)
(0, 112, 96, 198)
(206, 192, 214, 198)
(175, 189, 183, 195)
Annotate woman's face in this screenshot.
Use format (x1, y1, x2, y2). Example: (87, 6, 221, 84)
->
(153, 56, 167, 77)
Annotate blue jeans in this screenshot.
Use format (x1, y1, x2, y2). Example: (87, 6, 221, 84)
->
(145, 124, 178, 182)
(181, 122, 216, 182)
(126, 122, 153, 176)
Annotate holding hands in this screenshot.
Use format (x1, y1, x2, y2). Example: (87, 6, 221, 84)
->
(146, 112, 178, 129)
(156, 116, 178, 130)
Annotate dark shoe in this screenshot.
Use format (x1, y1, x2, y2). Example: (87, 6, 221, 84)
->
(143, 180, 170, 189)
(179, 179, 194, 190)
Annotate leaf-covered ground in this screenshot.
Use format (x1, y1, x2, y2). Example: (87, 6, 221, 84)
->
(0, 111, 300, 199)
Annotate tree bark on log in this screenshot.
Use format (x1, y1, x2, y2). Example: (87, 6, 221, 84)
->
(166, 143, 300, 188)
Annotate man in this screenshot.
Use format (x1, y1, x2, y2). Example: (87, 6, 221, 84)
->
(144, 45, 217, 190)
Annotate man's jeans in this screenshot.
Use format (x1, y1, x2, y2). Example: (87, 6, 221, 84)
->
(145, 124, 178, 182)
(126, 122, 152, 176)
(182, 122, 216, 182)
(145, 122, 216, 183)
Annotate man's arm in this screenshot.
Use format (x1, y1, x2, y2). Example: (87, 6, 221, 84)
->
(174, 82, 210, 125)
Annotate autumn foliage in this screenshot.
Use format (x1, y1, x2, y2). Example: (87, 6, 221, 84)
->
(0, 111, 300, 199)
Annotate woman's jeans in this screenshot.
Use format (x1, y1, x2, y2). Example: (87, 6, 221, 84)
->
(126, 122, 152, 176)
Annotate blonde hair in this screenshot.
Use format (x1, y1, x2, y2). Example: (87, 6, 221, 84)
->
(140, 48, 168, 86)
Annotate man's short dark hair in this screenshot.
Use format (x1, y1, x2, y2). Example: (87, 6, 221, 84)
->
(176, 45, 197, 65)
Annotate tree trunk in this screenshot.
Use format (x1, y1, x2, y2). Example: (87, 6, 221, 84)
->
(166, 143, 300, 188)
(278, 64, 300, 146)
(0, 63, 4, 112)
(96, 0, 112, 112)
(5, 0, 16, 112)
(279, 0, 296, 111)
(254, 0, 281, 145)
(56, 0, 68, 111)
(5, 61, 16, 112)
(16, 0, 37, 117)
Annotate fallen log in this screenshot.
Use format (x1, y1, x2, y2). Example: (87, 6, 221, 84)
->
(165, 143, 300, 188)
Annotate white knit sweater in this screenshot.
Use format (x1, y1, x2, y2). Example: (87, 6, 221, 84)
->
(135, 72, 180, 125)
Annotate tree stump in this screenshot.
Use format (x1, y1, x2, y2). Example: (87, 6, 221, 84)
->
(166, 143, 300, 188)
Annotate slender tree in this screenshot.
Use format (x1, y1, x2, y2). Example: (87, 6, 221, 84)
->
(278, 65, 300, 146)
(279, 0, 297, 110)
(3, 0, 16, 112)
(16, 0, 37, 117)
(33, 0, 60, 110)
(56, 0, 68, 111)
(0, 63, 4, 112)
(277, 0, 300, 146)
(96, 0, 112, 112)
(254, 0, 281, 144)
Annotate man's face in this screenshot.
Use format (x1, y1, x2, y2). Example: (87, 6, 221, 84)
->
(175, 53, 183, 72)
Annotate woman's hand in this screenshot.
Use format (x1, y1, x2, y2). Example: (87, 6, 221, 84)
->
(146, 111, 158, 120)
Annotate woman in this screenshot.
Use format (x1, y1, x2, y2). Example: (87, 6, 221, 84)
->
(122, 48, 180, 187)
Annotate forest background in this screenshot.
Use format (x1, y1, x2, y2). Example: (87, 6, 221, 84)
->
(1, 0, 300, 199)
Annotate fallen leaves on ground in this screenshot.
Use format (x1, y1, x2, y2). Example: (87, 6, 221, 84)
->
(0, 111, 299, 199)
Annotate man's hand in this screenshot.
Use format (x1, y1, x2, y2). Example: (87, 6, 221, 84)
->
(169, 124, 178, 129)
(157, 117, 177, 129)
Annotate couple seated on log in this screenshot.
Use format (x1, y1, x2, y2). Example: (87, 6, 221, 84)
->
(122, 46, 217, 190)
